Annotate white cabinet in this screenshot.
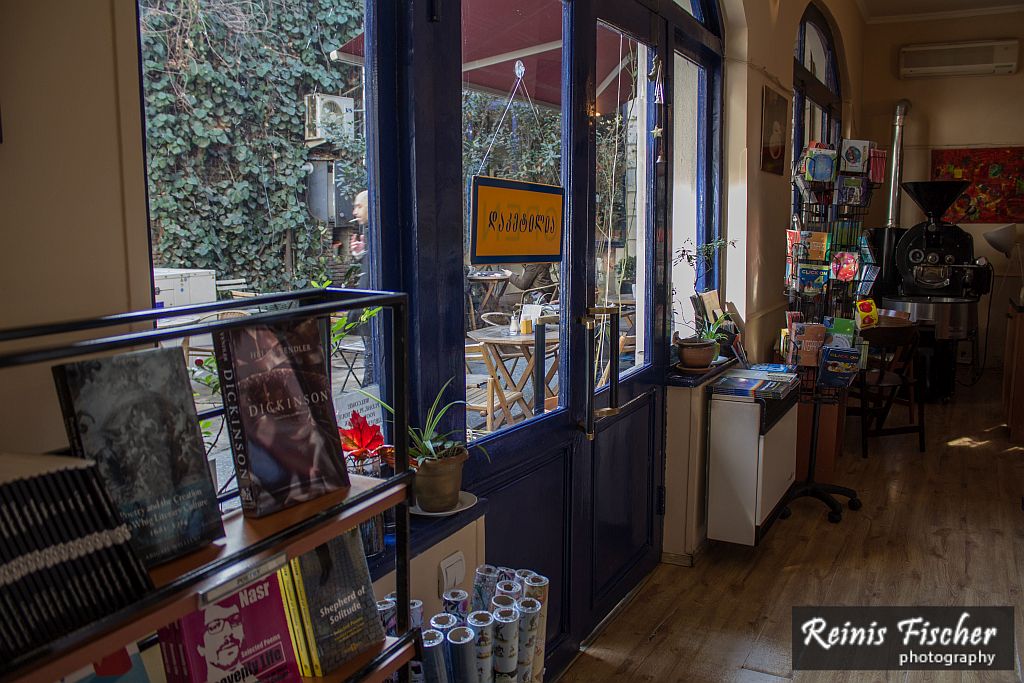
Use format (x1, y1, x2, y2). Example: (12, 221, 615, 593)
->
(153, 267, 217, 308)
(707, 395, 797, 546)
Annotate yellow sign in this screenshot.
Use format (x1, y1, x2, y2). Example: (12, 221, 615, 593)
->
(470, 175, 563, 264)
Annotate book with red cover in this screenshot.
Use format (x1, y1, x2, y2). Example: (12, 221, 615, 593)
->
(214, 316, 349, 517)
(158, 574, 300, 683)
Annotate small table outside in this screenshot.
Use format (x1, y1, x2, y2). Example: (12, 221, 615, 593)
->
(467, 272, 511, 329)
(467, 324, 560, 420)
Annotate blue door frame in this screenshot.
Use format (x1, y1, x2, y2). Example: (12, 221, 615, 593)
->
(374, 1, 723, 678)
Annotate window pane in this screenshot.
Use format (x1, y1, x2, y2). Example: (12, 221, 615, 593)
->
(595, 22, 650, 386)
(139, 1, 381, 494)
(672, 53, 705, 339)
(803, 22, 829, 86)
(674, 0, 697, 17)
(462, 0, 563, 438)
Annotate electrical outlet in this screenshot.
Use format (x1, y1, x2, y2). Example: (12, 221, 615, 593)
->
(438, 551, 466, 597)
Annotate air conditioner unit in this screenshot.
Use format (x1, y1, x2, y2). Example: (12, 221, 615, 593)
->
(303, 94, 355, 142)
(899, 40, 1018, 78)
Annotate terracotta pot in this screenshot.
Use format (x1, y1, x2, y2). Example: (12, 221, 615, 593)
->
(674, 337, 718, 368)
(413, 447, 469, 512)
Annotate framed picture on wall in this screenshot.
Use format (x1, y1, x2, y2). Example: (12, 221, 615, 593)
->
(760, 86, 788, 175)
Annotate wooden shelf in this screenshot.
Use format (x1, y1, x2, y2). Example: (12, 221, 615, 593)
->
(0, 474, 410, 683)
(302, 635, 417, 683)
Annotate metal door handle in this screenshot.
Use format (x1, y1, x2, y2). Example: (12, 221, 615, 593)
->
(580, 305, 621, 440)
(533, 314, 559, 416)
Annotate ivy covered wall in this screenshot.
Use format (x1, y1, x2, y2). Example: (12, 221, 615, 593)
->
(139, 0, 364, 291)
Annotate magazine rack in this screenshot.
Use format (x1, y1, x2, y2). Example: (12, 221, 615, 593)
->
(0, 288, 417, 683)
(778, 381, 862, 524)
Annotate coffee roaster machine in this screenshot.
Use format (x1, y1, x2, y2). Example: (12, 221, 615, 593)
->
(867, 102, 993, 401)
(869, 183, 992, 400)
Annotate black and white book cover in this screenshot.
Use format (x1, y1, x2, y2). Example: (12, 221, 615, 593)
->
(53, 347, 225, 567)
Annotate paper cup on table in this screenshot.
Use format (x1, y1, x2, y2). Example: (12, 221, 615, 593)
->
(496, 566, 517, 583)
(473, 564, 499, 611)
(468, 610, 495, 683)
(491, 593, 518, 612)
(443, 588, 471, 622)
(523, 573, 549, 682)
(492, 607, 520, 681)
(516, 597, 542, 683)
(377, 599, 398, 636)
(422, 629, 451, 683)
(495, 580, 523, 600)
(447, 626, 478, 683)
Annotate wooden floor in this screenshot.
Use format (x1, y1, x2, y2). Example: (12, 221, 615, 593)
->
(560, 375, 1024, 682)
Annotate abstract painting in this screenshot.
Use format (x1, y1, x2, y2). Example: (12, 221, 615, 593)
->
(931, 147, 1024, 223)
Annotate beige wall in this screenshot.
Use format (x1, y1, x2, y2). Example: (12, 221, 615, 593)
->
(860, 12, 1024, 367)
(721, 0, 866, 361)
(0, 1, 151, 451)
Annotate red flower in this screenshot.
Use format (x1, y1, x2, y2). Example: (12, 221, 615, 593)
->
(339, 411, 384, 460)
(195, 358, 205, 367)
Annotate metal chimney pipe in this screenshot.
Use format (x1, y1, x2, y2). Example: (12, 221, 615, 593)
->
(885, 99, 911, 228)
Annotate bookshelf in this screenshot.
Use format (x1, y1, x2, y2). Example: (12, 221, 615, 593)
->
(0, 289, 417, 683)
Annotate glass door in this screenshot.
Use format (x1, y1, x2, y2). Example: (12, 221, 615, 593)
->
(571, 3, 669, 639)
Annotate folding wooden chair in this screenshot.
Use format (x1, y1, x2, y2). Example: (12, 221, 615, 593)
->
(465, 343, 522, 430)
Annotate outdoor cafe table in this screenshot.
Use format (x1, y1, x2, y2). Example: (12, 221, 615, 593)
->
(467, 324, 559, 419)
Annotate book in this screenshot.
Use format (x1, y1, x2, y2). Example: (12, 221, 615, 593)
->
(287, 529, 385, 676)
(0, 453, 152, 660)
(213, 316, 349, 518)
(787, 230, 829, 262)
(709, 371, 797, 400)
(158, 574, 300, 683)
(840, 140, 870, 174)
(791, 323, 827, 367)
(798, 263, 830, 293)
(868, 148, 887, 184)
(818, 347, 862, 388)
(835, 175, 869, 206)
(52, 347, 224, 566)
(824, 317, 856, 349)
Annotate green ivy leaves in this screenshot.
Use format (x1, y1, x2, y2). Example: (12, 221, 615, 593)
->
(140, 0, 364, 292)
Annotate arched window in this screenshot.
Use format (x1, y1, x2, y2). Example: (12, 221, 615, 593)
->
(674, 0, 723, 33)
(793, 4, 841, 154)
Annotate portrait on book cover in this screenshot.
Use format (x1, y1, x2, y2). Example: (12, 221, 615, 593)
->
(760, 86, 789, 176)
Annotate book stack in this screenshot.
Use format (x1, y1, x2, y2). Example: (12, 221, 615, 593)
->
(709, 369, 799, 401)
(0, 452, 152, 663)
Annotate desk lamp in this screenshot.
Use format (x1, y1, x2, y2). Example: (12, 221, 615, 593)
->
(983, 224, 1024, 303)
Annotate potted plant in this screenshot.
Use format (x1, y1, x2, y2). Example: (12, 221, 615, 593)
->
(364, 379, 487, 512)
(672, 313, 730, 368)
(672, 238, 734, 367)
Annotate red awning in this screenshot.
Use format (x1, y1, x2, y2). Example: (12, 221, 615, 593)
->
(334, 1, 639, 112)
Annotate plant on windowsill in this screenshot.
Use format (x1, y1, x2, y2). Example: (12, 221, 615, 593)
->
(360, 378, 488, 512)
(672, 313, 732, 369)
(671, 238, 735, 368)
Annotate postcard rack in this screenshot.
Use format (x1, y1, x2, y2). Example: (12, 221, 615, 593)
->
(787, 185, 879, 322)
(0, 288, 417, 683)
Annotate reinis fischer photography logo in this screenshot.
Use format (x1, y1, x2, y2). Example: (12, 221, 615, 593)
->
(792, 607, 1014, 670)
